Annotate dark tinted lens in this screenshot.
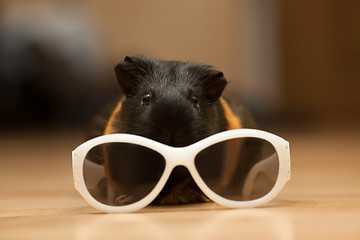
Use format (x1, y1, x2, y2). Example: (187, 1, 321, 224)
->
(83, 143, 165, 206)
(195, 137, 279, 201)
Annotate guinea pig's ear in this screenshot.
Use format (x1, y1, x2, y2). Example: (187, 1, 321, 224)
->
(201, 70, 228, 102)
(114, 56, 152, 97)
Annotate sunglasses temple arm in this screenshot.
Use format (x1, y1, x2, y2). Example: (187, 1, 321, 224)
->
(242, 153, 278, 198)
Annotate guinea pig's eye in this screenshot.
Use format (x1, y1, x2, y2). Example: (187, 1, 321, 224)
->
(192, 96, 199, 108)
(141, 93, 151, 105)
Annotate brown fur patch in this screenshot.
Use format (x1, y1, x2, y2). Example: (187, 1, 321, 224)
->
(102, 100, 124, 199)
(104, 100, 122, 135)
(219, 97, 242, 130)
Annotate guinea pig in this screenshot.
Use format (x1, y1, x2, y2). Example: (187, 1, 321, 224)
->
(87, 56, 256, 206)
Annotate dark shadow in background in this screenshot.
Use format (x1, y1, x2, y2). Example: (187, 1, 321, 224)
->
(0, 3, 117, 130)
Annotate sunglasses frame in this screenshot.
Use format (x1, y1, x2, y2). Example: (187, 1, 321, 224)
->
(72, 129, 290, 213)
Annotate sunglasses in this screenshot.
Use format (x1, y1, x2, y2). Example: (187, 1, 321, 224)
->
(72, 129, 290, 213)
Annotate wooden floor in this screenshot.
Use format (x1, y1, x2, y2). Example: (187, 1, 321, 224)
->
(1, 127, 360, 240)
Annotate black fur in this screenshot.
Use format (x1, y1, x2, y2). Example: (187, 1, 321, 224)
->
(114, 56, 229, 147)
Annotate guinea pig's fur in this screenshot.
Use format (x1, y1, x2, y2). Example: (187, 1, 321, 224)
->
(88, 56, 255, 205)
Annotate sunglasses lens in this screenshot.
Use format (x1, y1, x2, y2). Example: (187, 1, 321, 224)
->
(195, 137, 279, 201)
(83, 143, 165, 206)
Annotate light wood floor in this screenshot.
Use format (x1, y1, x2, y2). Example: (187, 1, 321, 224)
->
(1, 127, 360, 240)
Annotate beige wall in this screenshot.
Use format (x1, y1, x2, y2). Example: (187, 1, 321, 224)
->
(86, 0, 241, 73)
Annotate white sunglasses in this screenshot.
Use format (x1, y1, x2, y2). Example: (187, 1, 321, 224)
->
(72, 129, 290, 213)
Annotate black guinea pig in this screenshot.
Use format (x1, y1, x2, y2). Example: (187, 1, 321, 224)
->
(88, 56, 256, 205)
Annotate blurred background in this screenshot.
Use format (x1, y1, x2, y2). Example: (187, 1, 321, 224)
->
(1, 0, 359, 131)
(1, 2, 360, 237)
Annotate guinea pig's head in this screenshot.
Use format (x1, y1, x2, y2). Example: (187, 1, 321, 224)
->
(114, 56, 228, 147)
(112, 56, 229, 205)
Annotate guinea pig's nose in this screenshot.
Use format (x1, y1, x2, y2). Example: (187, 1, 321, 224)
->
(162, 129, 185, 146)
